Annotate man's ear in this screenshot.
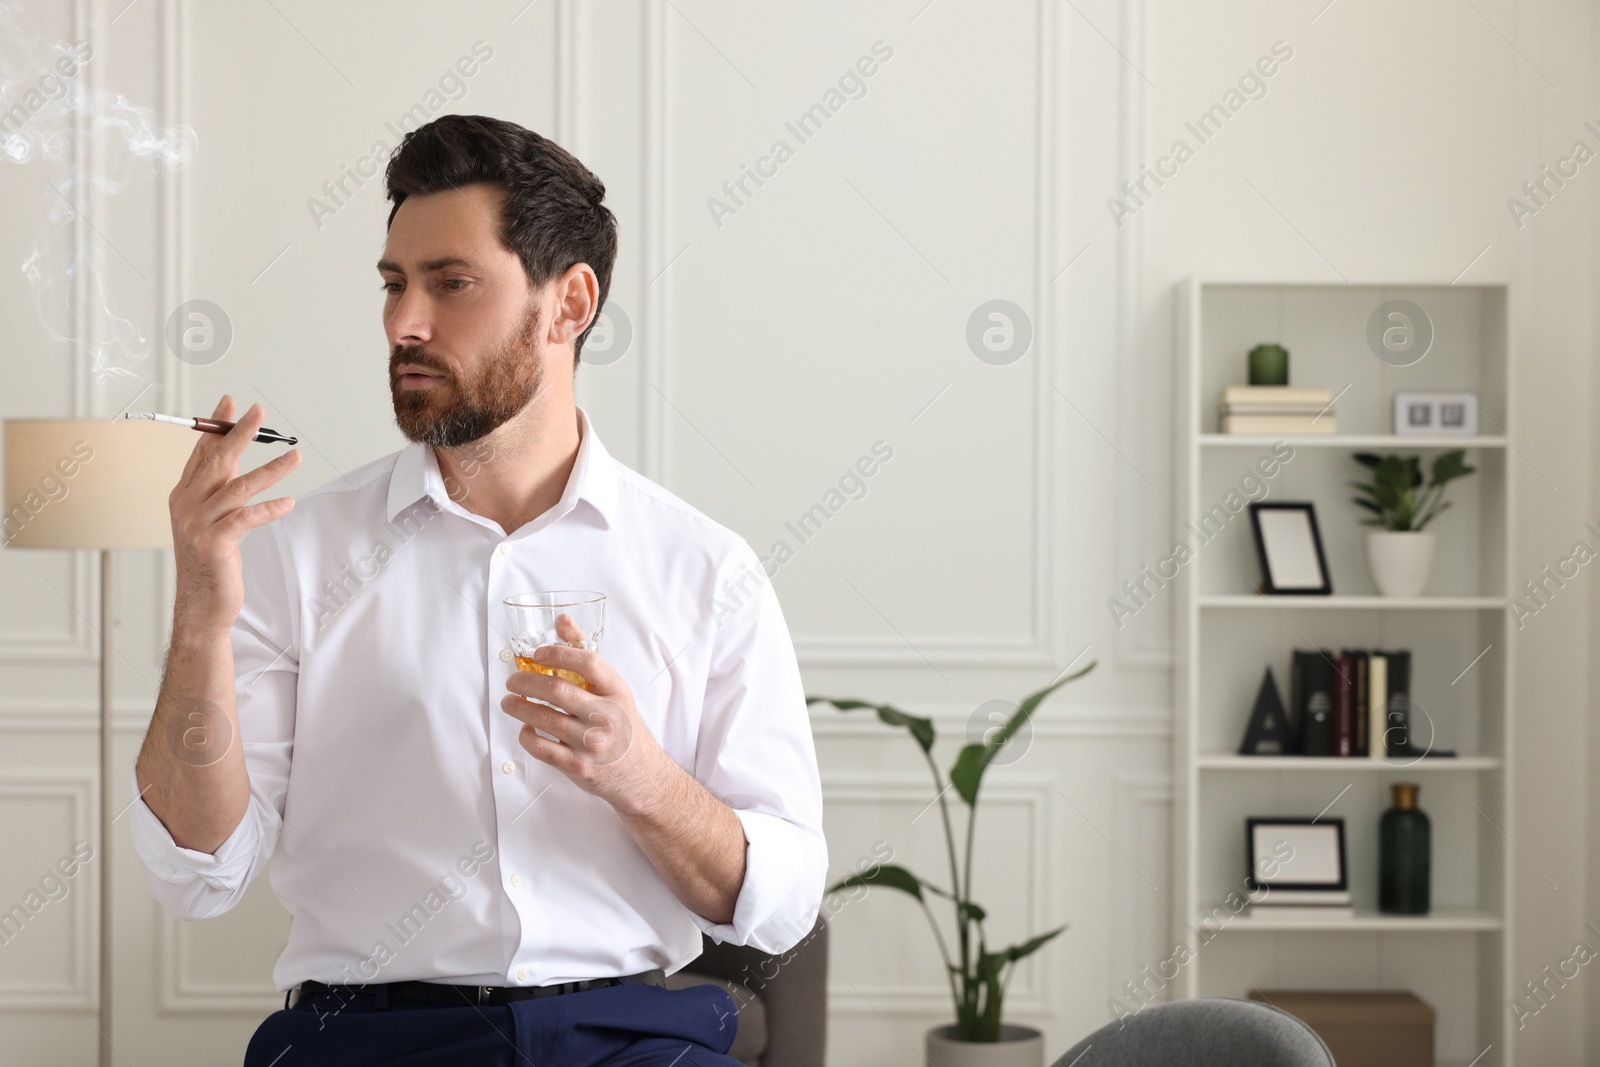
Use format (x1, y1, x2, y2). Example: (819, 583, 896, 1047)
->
(548, 263, 599, 347)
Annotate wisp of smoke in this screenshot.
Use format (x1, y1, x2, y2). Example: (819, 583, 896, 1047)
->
(2, 1, 199, 385)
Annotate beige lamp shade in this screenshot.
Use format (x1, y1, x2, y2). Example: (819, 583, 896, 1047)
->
(3, 418, 197, 550)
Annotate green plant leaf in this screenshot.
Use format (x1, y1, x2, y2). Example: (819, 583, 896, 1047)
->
(825, 862, 926, 901)
(990, 924, 1068, 967)
(967, 923, 1069, 1040)
(948, 661, 1095, 806)
(1430, 449, 1475, 488)
(1350, 449, 1475, 533)
(806, 696, 937, 754)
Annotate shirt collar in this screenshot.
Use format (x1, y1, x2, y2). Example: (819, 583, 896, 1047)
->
(386, 405, 616, 530)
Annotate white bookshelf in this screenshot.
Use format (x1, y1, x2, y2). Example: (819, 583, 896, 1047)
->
(1173, 281, 1515, 1066)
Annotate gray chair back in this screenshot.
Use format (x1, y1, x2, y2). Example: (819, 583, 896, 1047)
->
(671, 917, 829, 1067)
(1053, 997, 1335, 1067)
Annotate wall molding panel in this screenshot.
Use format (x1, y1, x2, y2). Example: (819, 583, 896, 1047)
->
(794, 0, 1059, 671)
(0, 769, 96, 1010)
(157, 912, 280, 1014)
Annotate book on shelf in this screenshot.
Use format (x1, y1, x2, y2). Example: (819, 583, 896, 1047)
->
(1256, 888, 1352, 906)
(1291, 650, 1335, 757)
(1368, 653, 1388, 761)
(1243, 904, 1357, 921)
(1221, 385, 1335, 407)
(1218, 385, 1337, 435)
(1382, 650, 1412, 756)
(1340, 649, 1370, 757)
(1332, 653, 1356, 757)
(1220, 413, 1338, 435)
(1285, 648, 1412, 758)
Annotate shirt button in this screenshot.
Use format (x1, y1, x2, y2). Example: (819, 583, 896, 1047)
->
(498, 542, 512, 556)
(499, 648, 513, 663)
(510, 874, 523, 887)
(501, 760, 516, 775)
(517, 967, 530, 982)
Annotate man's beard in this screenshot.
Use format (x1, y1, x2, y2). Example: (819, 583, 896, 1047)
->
(390, 300, 541, 448)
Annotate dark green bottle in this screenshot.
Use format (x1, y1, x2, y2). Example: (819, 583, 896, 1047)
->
(1379, 782, 1430, 914)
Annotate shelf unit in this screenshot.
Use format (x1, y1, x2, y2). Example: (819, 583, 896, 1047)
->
(1174, 281, 1515, 1066)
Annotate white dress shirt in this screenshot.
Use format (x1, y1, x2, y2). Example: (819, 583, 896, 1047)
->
(129, 406, 827, 991)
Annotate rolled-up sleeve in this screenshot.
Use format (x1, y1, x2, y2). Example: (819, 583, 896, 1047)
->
(129, 519, 298, 920)
(689, 537, 827, 954)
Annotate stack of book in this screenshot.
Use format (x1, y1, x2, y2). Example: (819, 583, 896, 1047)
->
(1219, 385, 1337, 435)
(1291, 649, 1415, 758)
(1249, 887, 1354, 920)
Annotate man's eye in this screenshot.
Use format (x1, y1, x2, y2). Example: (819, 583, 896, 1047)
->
(380, 282, 401, 294)
(443, 279, 469, 291)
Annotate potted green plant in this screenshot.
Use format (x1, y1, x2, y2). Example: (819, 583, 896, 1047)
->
(808, 660, 1095, 1067)
(1349, 449, 1475, 596)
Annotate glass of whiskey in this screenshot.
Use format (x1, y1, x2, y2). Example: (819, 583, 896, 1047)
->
(504, 591, 606, 692)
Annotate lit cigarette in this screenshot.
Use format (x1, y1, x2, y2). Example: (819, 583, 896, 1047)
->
(123, 411, 298, 446)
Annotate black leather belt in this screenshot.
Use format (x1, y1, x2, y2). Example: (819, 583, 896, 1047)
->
(292, 968, 666, 1009)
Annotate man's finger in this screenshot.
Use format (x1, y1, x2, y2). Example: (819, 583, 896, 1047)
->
(553, 613, 587, 645)
(211, 402, 269, 471)
(518, 725, 578, 774)
(527, 642, 620, 696)
(218, 495, 296, 537)
(211, 448, 302, 511)
(178, 394, 234, 490)
(500, 693, 586, 746)
(190, 399, 264, 494)
(504, 668, 600, 716)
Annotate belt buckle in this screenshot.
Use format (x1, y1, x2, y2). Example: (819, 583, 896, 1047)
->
(475, 985, 491, 1006)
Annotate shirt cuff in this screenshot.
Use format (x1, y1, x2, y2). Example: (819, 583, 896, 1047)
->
(692, 808, 825, 954)
(126, 768, 261, 890)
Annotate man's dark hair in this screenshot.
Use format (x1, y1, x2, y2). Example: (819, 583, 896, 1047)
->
(384, 114, 618, 366)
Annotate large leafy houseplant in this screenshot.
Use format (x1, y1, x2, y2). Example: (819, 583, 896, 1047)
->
(1349, 449, 1475, 531)
(808, 660, 1095, 1043)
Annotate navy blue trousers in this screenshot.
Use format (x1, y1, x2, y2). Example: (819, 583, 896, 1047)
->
(242, 982, 743, 1066)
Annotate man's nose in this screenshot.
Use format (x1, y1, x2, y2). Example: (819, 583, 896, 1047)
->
(387, 288, 433, 346)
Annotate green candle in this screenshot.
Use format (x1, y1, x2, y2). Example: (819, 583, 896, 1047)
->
(1248, 344, 1289, 386)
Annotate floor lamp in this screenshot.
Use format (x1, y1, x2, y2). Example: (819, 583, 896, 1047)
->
(3, 418, 196, 1067)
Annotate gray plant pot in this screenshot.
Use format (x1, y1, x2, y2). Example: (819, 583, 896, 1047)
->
(925, 1024, 1045, 1067)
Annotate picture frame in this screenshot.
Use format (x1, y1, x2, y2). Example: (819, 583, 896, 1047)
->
(1393, 390, 1481, 436)
(1245, 817, 1348, 894)
(1247, 502, 1332, 595)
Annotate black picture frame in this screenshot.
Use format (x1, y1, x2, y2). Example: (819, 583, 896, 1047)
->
(1247, 502, 1332, 595)
(1244, 817, 1348, 894)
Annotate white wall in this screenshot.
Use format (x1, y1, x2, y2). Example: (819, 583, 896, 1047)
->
(0, 1, 1594, 1064)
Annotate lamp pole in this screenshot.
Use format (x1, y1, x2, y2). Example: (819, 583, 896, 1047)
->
(99, 548, 112, 1067)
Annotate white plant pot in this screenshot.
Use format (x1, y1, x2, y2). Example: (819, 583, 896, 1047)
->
(1366, 530, 1437, 597)
(926, 1024, 1045, 1067)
